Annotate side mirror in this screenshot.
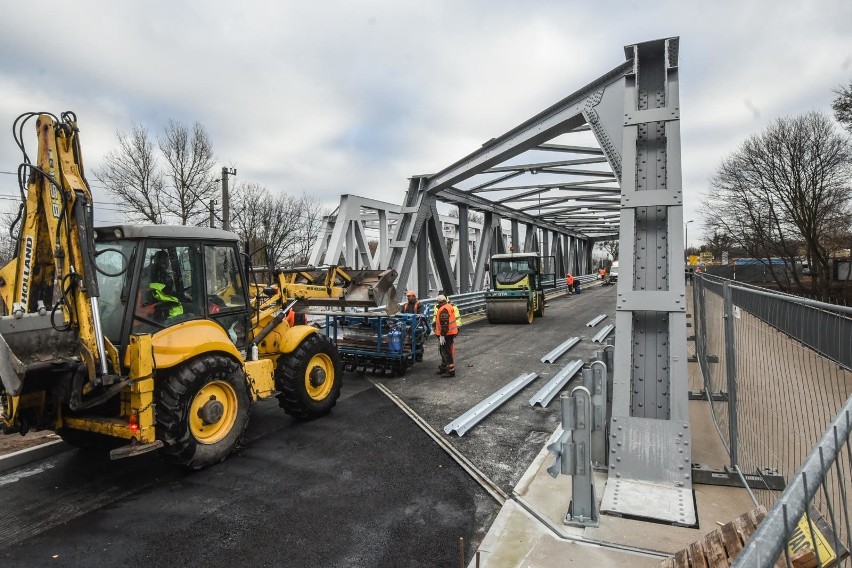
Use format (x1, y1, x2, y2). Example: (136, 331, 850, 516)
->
(484, 263, 490, 271)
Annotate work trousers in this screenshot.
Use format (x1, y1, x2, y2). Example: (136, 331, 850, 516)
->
(439, 334, 456, 371)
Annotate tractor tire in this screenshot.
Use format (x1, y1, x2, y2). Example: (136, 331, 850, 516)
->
(155, 354, 251, 470)
(275, 332, 342, 420)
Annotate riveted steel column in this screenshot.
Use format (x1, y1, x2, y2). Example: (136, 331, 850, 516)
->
(602, 37, 695, 526)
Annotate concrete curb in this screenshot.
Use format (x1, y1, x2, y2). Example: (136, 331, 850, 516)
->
(0, 440, 70, 475)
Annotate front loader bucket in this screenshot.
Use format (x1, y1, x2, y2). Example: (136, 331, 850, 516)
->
(0, 313, 79, 396)
(342, 269, 399, 315)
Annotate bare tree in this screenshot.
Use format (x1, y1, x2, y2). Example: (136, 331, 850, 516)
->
(704, 111, 852, 291)
(599, 239, 618, 261)
(94, 123, 165, 223)
(159, 120, 218, 225)
(229, 184, 327, 267)
(94, 120, 217, 226)
(289, 194, 327, 265)
(0, 205, 20, 266)
(833, 79, 852, 133)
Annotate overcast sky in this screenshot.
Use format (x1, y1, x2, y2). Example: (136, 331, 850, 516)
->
(1, 1, 850, 246)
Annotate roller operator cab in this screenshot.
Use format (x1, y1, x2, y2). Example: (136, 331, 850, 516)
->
(484, 253, 556, 324)
(0, 112, 398, 470)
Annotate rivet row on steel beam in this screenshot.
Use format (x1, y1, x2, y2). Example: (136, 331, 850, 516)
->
(444, 372, 540, 437)
(591, 324, 615, 343)
(540, 337, 580, 364)
(586, 314, 607, 327)
(529, 359, 584, 408)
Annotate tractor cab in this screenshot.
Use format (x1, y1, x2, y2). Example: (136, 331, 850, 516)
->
(93, 225, 250, 356)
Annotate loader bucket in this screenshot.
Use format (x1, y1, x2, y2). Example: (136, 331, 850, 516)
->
(0, 313, 79, 396)
(342, 269, 399, 315)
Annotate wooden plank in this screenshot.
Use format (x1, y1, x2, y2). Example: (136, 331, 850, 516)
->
(734, 513, 758, 545)
(720, 521, 743, 560)
(704, 530, 730, 568)
(673, 549, 691, 568)
(687, 541, 709, 568)
(790, 548, 817, 568)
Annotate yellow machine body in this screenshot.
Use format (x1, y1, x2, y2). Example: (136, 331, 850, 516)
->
(0, 112, 396, 468)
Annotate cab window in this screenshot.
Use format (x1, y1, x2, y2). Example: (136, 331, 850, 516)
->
(134, 243, 204, 332)
(204, 244, 248, 347)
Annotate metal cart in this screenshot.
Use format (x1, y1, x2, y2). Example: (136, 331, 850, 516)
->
(322, 311, 429, 377)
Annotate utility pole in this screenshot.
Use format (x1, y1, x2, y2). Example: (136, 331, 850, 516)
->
(221, 167, 236, 231)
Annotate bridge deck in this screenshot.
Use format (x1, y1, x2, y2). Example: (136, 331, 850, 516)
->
(378, 282, 754, 566)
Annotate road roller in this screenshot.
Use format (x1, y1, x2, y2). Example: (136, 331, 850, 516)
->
(484, 253, 555, 324)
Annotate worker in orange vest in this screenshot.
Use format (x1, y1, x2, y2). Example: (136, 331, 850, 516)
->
(599, 267, 606, 279)
(402, 290, 422, 314)
(434, 294, 459, 377)
(565, 273, 575, 294)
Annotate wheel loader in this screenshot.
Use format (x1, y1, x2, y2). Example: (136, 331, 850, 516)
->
(0, 112, 397, 469)
(484, 252, 555, 324)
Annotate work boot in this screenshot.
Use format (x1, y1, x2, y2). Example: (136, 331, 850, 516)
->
(436, 366, 447, 375)
(440, 371, 456, 378)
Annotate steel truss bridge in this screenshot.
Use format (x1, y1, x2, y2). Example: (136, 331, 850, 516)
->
(310, 37, 692, 524)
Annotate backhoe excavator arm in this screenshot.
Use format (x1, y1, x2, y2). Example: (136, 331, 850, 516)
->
(0, 112, 116, 402)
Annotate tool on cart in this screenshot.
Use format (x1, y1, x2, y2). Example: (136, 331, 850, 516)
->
(484, 253, 556, 324)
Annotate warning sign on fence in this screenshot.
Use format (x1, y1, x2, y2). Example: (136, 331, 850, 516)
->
(786, 509, 844, 565)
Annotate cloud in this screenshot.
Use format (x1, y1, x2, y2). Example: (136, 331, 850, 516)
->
(0, 0, 850, 241)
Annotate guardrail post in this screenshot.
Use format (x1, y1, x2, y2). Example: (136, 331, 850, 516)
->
(722, 281, 739, 467)
(586, 359, 609, 469)
(547, 388, 599, 527)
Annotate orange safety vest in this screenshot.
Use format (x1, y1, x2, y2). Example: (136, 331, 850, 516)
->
(434, 303, 458, 336)
(402, 300, 421, 314)
(566, 274, 574, 286)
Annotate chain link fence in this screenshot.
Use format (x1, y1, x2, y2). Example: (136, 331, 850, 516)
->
(692, 273, 852, 567)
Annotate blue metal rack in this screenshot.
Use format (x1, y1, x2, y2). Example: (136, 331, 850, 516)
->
(324, 312, 429, 377)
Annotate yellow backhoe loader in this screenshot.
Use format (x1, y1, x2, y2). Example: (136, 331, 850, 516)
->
(0, 112, 396, 469)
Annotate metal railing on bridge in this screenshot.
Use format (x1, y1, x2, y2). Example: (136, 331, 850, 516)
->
(692, 273, 852, 567)
(416, 273, 601, 319)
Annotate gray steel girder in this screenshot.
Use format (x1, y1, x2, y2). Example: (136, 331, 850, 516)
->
(602, 37, 694, 525)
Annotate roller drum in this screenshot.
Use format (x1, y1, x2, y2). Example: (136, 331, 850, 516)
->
(485, 298, 533, 324)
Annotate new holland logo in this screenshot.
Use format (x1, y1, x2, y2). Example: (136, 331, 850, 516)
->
(20, 235, 34, 308)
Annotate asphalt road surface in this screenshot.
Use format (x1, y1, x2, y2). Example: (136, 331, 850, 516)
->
(0, 283, 616, 568)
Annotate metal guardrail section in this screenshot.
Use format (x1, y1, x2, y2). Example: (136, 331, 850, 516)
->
(547, 386, 600, 527)
(444, 372, 540, 437)
(701, 273, 852, 370)
(540, 337, 580, 364)
(529, 359, 584, 407)
(586, 314, 607, 327)
(418, 273, 600, 319)
(591, 324, 614, 344)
